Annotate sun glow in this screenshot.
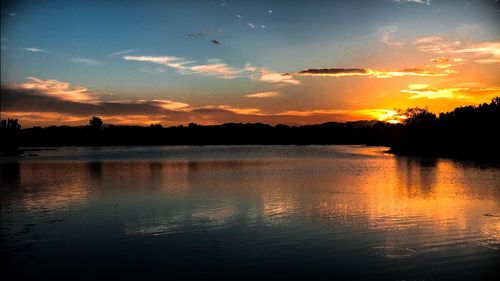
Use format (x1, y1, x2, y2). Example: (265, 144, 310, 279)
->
(361, 109, 406, 124)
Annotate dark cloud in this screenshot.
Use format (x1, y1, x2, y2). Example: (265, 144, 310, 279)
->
(0, 86, 183, 117)
(299, 68, 367, 75)
(296, 66, 448, 78)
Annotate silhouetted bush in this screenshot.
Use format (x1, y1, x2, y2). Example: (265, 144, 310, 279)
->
(0, 118, 22, 154)
(0, 118, 21, 130)
(89, 116, 103, 129)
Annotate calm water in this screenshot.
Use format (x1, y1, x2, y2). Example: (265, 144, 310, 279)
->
(1, 145, 499, 280)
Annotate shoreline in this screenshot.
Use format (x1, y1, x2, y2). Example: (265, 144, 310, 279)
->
(2, 144, 498, 164)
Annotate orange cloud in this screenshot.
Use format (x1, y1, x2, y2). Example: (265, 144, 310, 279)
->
(430, 57, 464, 64)
(402, 84, 469, 99)
(144, 99, 190, 110)
(9, 77, 97, 102)
(453, 42, 500, 54)
(0, 112, 89, 124)
(414, 37, 500, 64)
(474, 58, 500, 64)
(189, 59, 243, 79)
(244, 91, 282, 98)
(429, 57, 464, 68)
(413, 36, 461, 53)
(401, 84, 500, 100)
(194, 105, 265, 115)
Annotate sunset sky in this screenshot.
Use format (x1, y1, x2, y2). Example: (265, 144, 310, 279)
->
(1, 0, 499, 127)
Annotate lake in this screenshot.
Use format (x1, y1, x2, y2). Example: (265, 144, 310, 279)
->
(1, 145, 499, 280)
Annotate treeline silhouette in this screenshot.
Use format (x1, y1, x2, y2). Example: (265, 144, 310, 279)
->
(1, 98, 499, 160)
(388, 97, 500, 159)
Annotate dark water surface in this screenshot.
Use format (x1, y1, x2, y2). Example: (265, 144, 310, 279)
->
(1, 145, 499, 280)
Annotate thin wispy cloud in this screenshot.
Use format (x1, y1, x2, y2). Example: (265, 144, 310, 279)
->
(194, 105, 264, 116)
(258, 70, 301, 85)
(123, 55, 301, 85)
(107, 49, 138, 58)
(124, 55, 241, 79)
(453, 42, 500, 64)
(413, 36, 461, 53)
(379, 25, 405, 47)
(474, 58, 500, 64)
(23, 47, 51, 53)
(123, 55, 192, 71)
(189, 62, 242, 79)
(414, 36, 500, 64)
(244, 91, 282, 98)
(391, 0, 432, 5)
(70, 58, 105, 65)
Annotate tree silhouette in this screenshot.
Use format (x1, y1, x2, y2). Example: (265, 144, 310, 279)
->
(89, 116, 103, 129)
(0, 118, 21, 130)
(150, 123, 163, 129)
(390, 97, 500, 159)
(399, 107, 436, 126)
(0, 119, 22, 154)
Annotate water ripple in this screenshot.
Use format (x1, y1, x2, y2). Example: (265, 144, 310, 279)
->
(365, 245, 417, 258)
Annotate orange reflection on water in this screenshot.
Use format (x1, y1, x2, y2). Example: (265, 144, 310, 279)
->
(299, 155, 500, 251)
(1, 162, 90, 210)
(2, 147, 498, 251)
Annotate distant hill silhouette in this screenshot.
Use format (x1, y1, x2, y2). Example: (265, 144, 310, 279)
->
(1, 98, 499, 160)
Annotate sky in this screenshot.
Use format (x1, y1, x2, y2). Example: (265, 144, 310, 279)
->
(1, 0, 499, 127)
